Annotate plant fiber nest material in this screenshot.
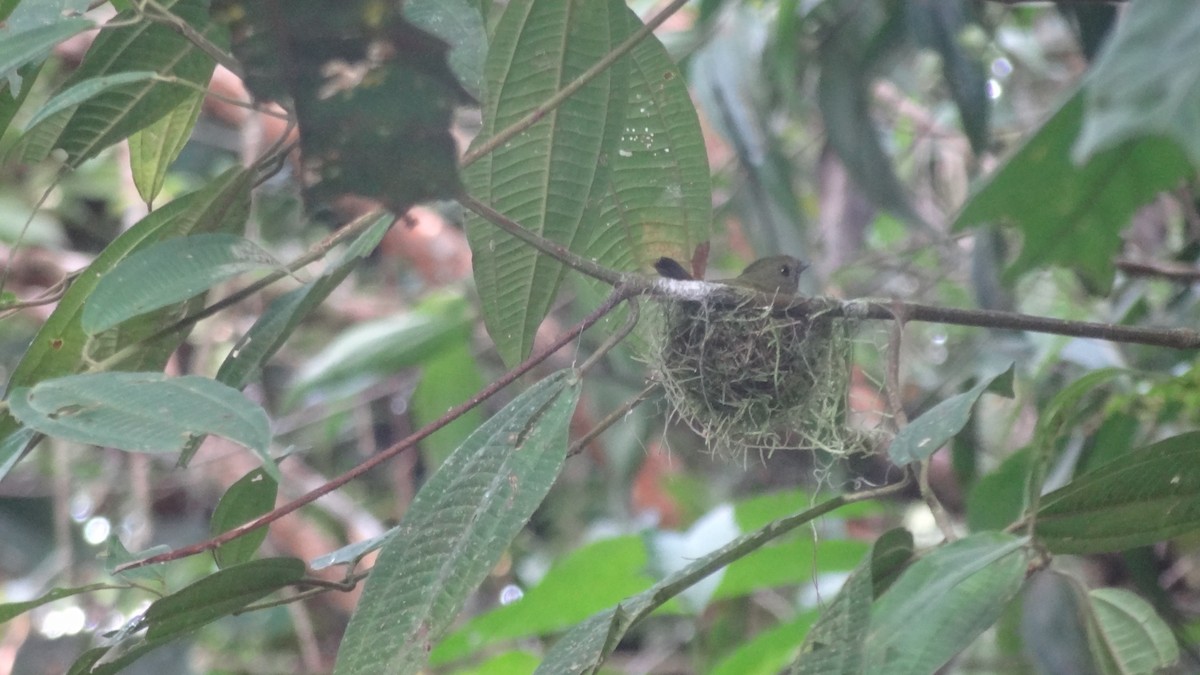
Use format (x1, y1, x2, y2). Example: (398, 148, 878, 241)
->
(652, 290, 857, 458)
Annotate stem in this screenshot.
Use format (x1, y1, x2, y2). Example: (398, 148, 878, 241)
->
(459, 192, 626, 286)
(460, 0, 692, 168)
(568, 383, 656, 458)
(115, 285, 636, 571)
(138, 0, 245, 79)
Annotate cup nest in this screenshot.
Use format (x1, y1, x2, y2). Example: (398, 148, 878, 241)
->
(651, 290, 859, 458)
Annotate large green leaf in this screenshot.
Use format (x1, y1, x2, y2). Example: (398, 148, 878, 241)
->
(1035, 431, 1200, 553)
(864, 533, 1030, 674)
(7, 0, 220, 167)
(1074, 0, 1200, 169)
(954, 91, 1192, 292)
(583, 5, 711, 272)
(0, 168, 254, 478)
(333, 370, 581, 675)
(464, 0, 629, 366)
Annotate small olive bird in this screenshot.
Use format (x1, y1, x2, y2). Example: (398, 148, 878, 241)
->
(654, 255, 807, 295)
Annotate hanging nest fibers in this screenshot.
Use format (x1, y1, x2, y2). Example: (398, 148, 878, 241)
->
(650, 288, 861, 458)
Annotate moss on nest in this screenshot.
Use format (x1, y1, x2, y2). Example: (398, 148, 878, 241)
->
(651, 289, 858, 458)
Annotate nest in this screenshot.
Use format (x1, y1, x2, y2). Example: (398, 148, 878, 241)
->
(651, 289, 859, 458)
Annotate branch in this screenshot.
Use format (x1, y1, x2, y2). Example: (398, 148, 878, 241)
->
(115, 285, 637, 571)
(643, 285, 1200, 350)
(458, 192, 626, 286)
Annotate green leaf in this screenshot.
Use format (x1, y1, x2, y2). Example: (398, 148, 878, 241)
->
(104, 534, 170, 583)
(311, 526, 399, 570)
(954, 91, 1191, 292)
(144, 557, 304, 640)
(0, 427, 35, 483)
(81, 233, 281, 334)
(888, 363, 1014, 465)
(0, 583, 116, 624)
(1085, 588, 1179, 673)
(334, 370, 581, 675)
(7, 0, 220, 167)
(128, 91, 204, 205)
(465, 0, 630, 366)
(68, 557, 304, 674)
(8, 372, 272, 466)
(864, 532, 1030, 673)
(906, 1, 989, 152)
(1035, 431, 1200, 553)
(432, 535, 652, 665)
(0, 167, 253, 474)
(288, 293, 472, 404)
(211, 468, 278, 568)
(23, 70, 159, 129)
(1074, 0, 1200, 169)
(583, 5, 710, 272)
(0, 17, 93, 78)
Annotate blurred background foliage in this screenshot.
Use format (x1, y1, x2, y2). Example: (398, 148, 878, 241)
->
(2, 0, 1200, 673)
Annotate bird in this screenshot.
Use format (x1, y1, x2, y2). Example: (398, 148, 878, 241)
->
(654, 255, 806, 295)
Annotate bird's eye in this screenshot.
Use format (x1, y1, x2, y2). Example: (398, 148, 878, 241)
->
(780, 265, 791, 276)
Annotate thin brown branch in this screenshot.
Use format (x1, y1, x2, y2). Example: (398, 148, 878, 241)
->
(460, 0, 692, 168)
(115, 285, 637, 571)
(1115, 258, 1200, 283)
(459, 192, 626, 286)
(568, 383, 656, 458)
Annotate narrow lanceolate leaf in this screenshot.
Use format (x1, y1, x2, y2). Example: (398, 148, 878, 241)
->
(81, 233, 281, 334)
(0, 167, 253, 472)
(1035, 431, 1200, 554)
(129, 91, 205, 205)
(864, 533, 1030, 674)
(0, 584, 116, 625)
(333, 370, 581, 675)
(1074, 0, 1200, 169)
(8, 372, 272, 459)
(888, 363, 1014, 465)
(1085, 588, 1179, 673)
(582, 5, 711, 273)
(464, 0, 630, 366)
(7, 0, 220, 167)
